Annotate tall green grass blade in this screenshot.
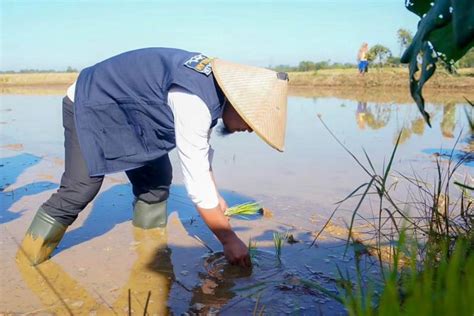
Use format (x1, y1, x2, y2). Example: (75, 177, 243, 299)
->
(363, 148, 377, 175)
(310, 202, 343, 247)
(454, 181, 474, 191)
(334, 182, 371, 205)
(345, 176, 375, 255)
(381, 130, 401, 196)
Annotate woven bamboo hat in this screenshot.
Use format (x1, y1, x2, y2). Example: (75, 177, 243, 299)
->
(212, 59, 289, 152)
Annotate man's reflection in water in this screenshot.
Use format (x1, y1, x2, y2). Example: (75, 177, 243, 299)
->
(16, 226, 175, 315)
(356, 101, 392, 131)
(356, 101, 368, 130)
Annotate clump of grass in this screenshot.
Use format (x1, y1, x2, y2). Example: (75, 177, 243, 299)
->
(224, 202, 262, 217)
(316, 116, 473, 261)
(316, 115, 474, 314)
(338, 233, 474, 316)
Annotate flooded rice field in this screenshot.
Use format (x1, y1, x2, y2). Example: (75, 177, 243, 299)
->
(1, 92, 472, 314)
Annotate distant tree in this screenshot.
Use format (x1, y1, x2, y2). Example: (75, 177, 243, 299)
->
(397, 28, 413, 56)
(269, 60, 357, 72)
(314, 60, 330, 70)
(271, 64, 297, 72)
(387, 56, 401, 66)
(298, 61, 316, 72)
(66, 66, 77, 73)
(368, 45, 392, 66)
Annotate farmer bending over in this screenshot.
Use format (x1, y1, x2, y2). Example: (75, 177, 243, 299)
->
(19, 47, 289, 267)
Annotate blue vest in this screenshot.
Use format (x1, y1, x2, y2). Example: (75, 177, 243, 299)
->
(74, 48, 225, 176)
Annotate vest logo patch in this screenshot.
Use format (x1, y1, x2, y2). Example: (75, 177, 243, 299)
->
(184, 54, 213, 76)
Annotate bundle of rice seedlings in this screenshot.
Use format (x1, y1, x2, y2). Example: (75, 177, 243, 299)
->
(224, 202, 262, 217)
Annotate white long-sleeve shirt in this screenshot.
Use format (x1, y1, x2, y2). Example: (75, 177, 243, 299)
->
(67, 83, 219, 209)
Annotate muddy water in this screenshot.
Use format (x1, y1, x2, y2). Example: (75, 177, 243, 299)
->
(0, 93, 472, 314)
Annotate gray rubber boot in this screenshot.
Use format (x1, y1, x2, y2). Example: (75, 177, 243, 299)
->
(132, 199, 168, 229)
(18, 208, 67, 265)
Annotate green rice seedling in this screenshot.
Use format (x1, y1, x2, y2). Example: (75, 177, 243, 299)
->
(273, 232, 287, 261)
(248, 238, 258, 264)
(224, 202, 262, 217)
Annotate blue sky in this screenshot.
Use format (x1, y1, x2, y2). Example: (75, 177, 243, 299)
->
(1, 0, 420, 71)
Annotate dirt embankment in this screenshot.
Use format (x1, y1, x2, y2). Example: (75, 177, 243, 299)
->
(0, 73, 78, 95)
(288, 68, 474, 104)
(288, 68, 474, 90)
(0, 68, 473, 96)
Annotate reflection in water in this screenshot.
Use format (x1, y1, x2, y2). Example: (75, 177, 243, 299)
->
(356, 101, 368, 129)
(188, 253, 247, 314)
(355, 101, 391, 130)
(16, 250, 108, 314)
(16, 227, 174, 314)
(115, 227, 174, 315)
(188, 250, 285, 314)
(354, 101, 467, 145)
(441, 102, 456, 138)
(411, 117, 426, 135)
(397, 125, 413, 145)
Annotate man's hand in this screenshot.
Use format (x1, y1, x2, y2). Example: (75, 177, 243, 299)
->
(222, 233, 251, 267)
(196, 203, 251, 268)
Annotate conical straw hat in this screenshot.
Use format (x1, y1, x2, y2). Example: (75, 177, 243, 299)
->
(211, 59, 288, 152)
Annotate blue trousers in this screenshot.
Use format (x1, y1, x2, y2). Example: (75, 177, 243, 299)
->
(42, 97, 172, 226)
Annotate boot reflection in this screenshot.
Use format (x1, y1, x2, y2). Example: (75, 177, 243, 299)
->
(16, 227, 175, 315)
(114, 227, 174, 315)
(16, 249, 108, 314)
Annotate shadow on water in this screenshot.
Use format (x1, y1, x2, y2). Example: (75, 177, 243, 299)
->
(58, 184, 258, 254)
(0, 153, 57, 224)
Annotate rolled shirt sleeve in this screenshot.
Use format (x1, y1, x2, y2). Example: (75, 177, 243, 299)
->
(167, 86, 219, 209)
